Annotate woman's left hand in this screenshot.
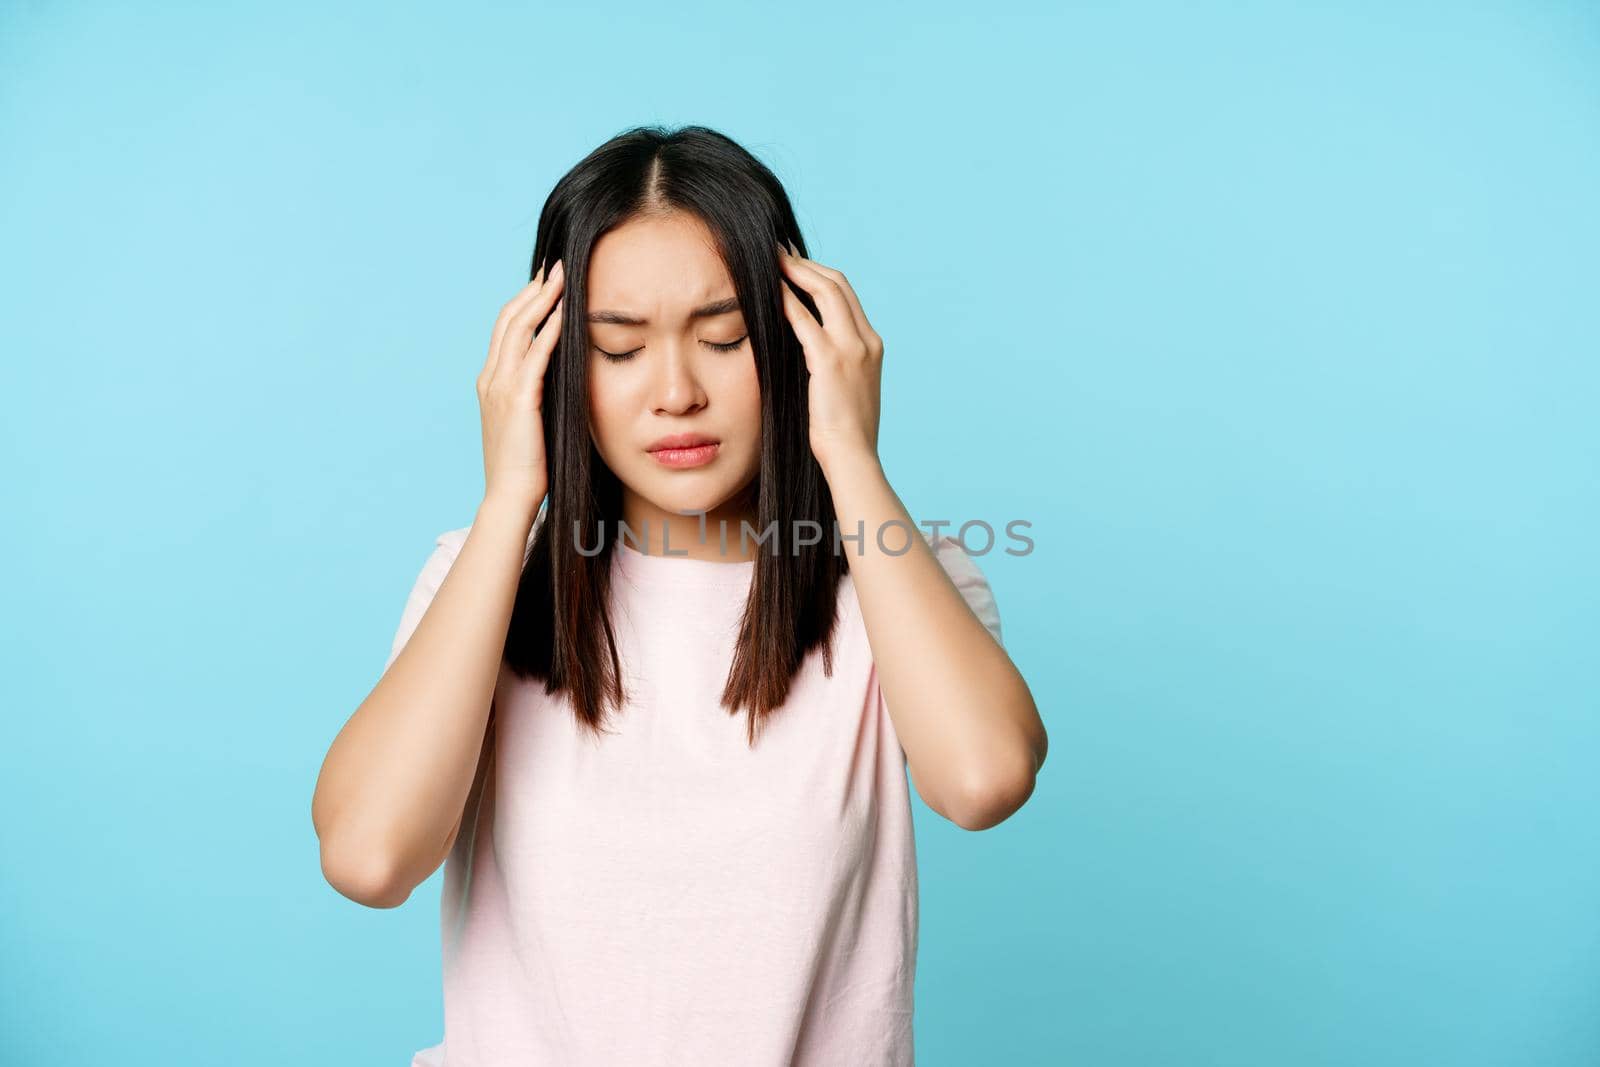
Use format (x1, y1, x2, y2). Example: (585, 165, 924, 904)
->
(777, 242, 884, 474)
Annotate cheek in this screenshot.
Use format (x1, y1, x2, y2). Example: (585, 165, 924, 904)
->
(728, 364, 763, 457)
(714, 355, 761, 413)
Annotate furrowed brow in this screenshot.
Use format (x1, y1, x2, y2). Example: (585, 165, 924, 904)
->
(586, 297, 742, 326)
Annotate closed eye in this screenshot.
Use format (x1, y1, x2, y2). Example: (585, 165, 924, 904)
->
(594, 335, 748, 363)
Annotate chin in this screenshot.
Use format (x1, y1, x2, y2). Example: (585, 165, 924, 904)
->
(624, 468, 720, 511)
(655, 484, 736, 517)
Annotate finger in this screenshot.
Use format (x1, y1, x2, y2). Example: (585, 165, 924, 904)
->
(784, 240, 876, 351)
(779, 281, 825, 369)
(791, 255, 879, 356)
(484, 262, 548, 384)
(518, 294, 564, 398)
(493, 260, 565, 387)
(778, 250, 857, 348)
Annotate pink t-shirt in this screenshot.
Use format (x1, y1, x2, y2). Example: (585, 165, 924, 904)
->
(387, 518, 1004, 1066)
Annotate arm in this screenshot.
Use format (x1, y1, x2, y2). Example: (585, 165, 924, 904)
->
(828, 454, 1047, 831)
(773, 241, 1045, 832)
(314, 256, 565, 906)
(311, 491, 537, 907)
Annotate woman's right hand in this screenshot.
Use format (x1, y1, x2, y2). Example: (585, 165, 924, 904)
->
(478, 259, 565, 512)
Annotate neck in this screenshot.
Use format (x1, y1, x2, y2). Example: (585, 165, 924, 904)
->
(618, 483, 759, 562)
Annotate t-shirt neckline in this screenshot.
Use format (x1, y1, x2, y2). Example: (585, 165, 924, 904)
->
(613, 538, 758, 587)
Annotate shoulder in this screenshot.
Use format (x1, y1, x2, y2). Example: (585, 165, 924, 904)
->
(393, 524, 474, 624)
(921, 527, 980, 572)
(921, 528, 992, 584)
(385, 515, 542, 671)
(845, 527, 1004, 647)
(922, 528, 1005, 647)
(430, 503, 547, 566)
(435, 525, 471, 556)
(410, 525, 471, 589)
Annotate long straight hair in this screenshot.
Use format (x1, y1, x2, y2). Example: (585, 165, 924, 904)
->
(501, 124, 846, 746)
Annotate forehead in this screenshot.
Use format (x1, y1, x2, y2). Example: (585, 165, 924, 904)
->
(586, 212, 734, 309)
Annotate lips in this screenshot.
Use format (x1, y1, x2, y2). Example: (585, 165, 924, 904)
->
(646, 432, 721, 470)
(647, 432, 720, 452)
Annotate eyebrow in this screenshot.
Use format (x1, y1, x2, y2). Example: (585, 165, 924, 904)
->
(586, 296, 742, 326)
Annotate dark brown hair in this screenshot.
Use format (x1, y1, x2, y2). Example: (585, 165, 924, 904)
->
(502, 124, 845, 746)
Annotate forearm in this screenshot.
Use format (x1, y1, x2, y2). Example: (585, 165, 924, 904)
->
(312, 491, 536, 905)
(824, 452, 1045, 829)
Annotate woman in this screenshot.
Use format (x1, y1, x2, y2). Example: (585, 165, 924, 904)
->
(312, 124, 1047, 1066)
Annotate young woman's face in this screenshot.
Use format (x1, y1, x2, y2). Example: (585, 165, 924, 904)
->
(585, 211, 762, 530)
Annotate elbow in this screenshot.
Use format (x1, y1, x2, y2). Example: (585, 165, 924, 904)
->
(947, 709, 1047, 832)
(319, 836, 413, 909)
(948, 762, 1039, 832)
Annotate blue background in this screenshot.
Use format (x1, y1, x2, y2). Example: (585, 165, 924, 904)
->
(4, 2, 1597, 1064)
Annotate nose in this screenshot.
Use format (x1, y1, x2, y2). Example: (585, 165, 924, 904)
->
(651, 337, 707, 417)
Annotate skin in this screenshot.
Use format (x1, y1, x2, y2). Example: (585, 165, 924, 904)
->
(584, 212, 764, 559)
(311, 209, 1047, 911)
(772, 238, 1047, 832)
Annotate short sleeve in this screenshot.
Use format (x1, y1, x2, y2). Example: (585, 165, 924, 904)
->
(383, 527, 472, 672)
(925, 532, 1004, 648)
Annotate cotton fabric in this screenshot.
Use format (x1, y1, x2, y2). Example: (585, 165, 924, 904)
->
(389, 517, 1003, 1066)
